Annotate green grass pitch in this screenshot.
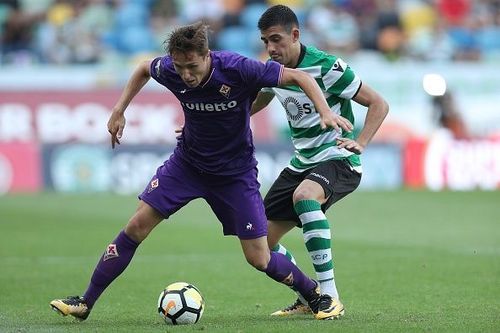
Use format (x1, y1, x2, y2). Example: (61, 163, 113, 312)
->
(1, 190, 499, 332)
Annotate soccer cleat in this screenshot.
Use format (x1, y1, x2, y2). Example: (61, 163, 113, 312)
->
(308, 294, 345, 320)
(50, 296, 90, 321)
(270, 298, 312, 316)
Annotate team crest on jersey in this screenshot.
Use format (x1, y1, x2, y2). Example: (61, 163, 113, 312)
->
(148, 178, 159, 193)
(219, 84, 231, 98)
(103, 244, 119, 261)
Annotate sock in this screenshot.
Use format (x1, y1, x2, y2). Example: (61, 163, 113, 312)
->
(295, 200, 339, 299)
(83, 230, 139, 308)
(271, 244, 307, 304)
(271, 243, 297, 265)
(264, 251, 317, 303)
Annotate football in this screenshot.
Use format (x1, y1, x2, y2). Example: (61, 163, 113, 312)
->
(157, 282, 205, 325)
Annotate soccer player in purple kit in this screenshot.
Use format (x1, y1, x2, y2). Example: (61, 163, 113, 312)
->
(49, 22, 353, 321)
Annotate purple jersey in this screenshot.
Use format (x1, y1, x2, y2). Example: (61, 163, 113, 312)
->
(150, 51, 283, 175)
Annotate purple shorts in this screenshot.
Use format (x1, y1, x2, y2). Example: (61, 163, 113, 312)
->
(139, 153, 267, 240)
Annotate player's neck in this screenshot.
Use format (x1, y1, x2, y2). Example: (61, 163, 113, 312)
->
(289, 43, 305, 69)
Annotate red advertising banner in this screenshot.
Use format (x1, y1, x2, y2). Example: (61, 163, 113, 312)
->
(404, 132, 500, 190)
(0, 143, 41, 193)
(0, 90, 275, 144)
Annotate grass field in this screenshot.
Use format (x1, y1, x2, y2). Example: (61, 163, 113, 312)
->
(1, 190, 499, 332)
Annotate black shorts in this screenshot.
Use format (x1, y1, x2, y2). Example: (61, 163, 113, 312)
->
(263, 159, 361, 226)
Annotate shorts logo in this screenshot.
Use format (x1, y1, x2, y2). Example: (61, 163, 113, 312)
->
(103, 244, 119, 261)
(310, 172, 330, 185)
(281, 272, 294, 286)
(246, 222, 254, 231)
(219, 84, 231, 98)
(148, 178, 159, 193)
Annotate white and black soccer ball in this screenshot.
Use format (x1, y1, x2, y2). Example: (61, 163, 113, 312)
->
(157, 282, 205, 325)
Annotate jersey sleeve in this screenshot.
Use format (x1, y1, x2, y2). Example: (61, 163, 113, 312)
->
(321, 57, 361, 100)
(150, 56, 166, 84)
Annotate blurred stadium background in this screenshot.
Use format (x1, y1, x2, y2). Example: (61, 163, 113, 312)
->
(1, 1, 499, 331)
(0, 0, 499, 194)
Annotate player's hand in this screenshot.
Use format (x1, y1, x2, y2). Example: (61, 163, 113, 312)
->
(320, 113, 353, 133)
(107, 111, 126, 149)
(337, 137, 364, 155)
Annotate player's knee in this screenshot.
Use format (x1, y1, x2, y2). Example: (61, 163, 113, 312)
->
(293, 188, 312, 203)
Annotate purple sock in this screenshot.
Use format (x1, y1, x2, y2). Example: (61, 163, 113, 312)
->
(264, 252, 317, 302)
(83, 230, 139, 308)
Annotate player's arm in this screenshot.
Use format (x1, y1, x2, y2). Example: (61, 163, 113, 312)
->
(280, 68, 353, 132)
(107, 59, 152, 149)
(337, 83, 389, 154)
(251, 91, 275, 116)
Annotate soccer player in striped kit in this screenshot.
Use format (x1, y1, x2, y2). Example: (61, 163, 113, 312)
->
(253, 5, 389, 317)
(49, 21, 353, 321)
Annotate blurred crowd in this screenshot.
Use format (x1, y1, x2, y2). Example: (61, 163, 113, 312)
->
(1, 0, 499, 66)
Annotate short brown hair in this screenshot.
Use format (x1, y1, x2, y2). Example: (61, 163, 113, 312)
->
(165, 22, 209, 56)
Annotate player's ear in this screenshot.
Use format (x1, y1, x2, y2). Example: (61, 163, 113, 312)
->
(291, 28, 300, 42)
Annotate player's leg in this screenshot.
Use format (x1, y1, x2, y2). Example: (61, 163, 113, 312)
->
(50, 156, 201, 320)
(240, 236, 341, 320)
(267, 219, 314, 316)
(292, 160, 361, 318)
(264, 168, 303, 267)
(240, 236, 318, 296)
(264, 168, 314, 315)
(204, 168, 315, 310)
(267, 220, 297, 264)
(50, 201, 164, 320)
(205, 168, 338, 320)
(293, 178, 338, 299)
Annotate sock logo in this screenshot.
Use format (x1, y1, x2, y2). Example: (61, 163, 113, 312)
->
(103, 244, 119, 261)
(281, 272, 294, 286)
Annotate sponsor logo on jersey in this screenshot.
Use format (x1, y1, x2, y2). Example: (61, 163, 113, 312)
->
(219, 84, 231, 98)
(280, 96, 314, 121)
(103, 244, 119, 261)
(181, 100, 238, 112)
(282, 97, 303, 121)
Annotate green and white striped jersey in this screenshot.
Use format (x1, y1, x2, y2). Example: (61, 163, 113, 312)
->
(264, 45, 362, 172)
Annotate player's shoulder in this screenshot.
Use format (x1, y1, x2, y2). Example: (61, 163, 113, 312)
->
(304, 45, 339, 63)
(151, 55, 174, 76)
(210, 50, 246, 70)
(302, 46, 353, 76)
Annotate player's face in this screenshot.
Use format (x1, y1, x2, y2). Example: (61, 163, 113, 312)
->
(260, 25, 300, 68)
(172, 51, 211, 88)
